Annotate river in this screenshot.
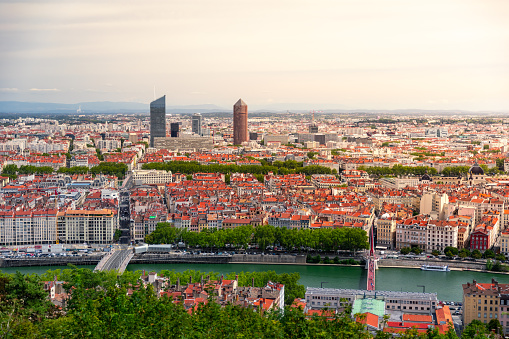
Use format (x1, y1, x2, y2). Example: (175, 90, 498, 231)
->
(2, 263, 508, 302)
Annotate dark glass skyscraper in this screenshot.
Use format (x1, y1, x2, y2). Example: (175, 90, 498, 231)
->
(170, 123, 179, 138)
(150, 95, 166, 147)
(233, 99, 248, 145)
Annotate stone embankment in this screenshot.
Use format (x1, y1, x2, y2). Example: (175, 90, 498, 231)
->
(0, 255, 102, 268)
(130, 253, 232, 264)
(231, 254, 306, 264)
(1, 253, 307, 268)
(130, 253, 306, 265)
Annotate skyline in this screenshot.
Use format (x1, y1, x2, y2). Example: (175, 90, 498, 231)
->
(1, 0, 508, 111)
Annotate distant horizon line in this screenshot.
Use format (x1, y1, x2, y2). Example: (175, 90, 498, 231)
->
(0, 100, 507, 114)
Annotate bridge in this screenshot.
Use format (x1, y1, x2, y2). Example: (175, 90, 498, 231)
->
(94, 247, 133, 274)
(365, 221, 378, 291)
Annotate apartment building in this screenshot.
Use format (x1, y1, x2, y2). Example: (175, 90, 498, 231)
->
(0, 209, 58, 246)
(426, 220, 459, 252)
(56, 209, 118, 244)
(470, 215, 499, 251)
(501, 230, 509, 255)
(395, 216, 429, 251)
(96, 139, 120, 152)
(376, 218, 397, 249)
(132, 169, 173, 185)
(462, 279, 509, 335)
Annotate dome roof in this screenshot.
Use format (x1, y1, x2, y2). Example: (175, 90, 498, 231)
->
(420, 173, 432, 181)
(469, 162, 484, 175)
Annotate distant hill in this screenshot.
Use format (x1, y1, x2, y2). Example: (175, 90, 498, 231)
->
(0, 101, 228, 114)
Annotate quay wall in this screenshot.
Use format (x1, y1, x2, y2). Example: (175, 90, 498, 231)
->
(231, 254, 306, 264)
(0, 256, 102, 268)
(130, 254, 232, 264)
(0, 254, 493, 272)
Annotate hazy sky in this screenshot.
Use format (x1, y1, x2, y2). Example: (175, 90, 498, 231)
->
(1, 0, 508, 111)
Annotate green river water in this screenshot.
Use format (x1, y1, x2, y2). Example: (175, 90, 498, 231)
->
(2, 263, 508, 302)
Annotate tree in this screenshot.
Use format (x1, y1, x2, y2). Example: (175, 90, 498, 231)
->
(253, 225, 276, 252)
(431, 250, 440, 257)
(90, 162, 127, 178)
(113, 229, 121, 242)
(400, 247, 411, 255)
(487, 319, 503, 335)
(461, 319, 488, 339)
(471, 249, 482, 259)
(496, 254, 506, 261)
(338, 228, 369, 254)
(444, 247, 458, 256)
(496, 158, 505, 172)
(411, 247, 422, 255)
(483, 249, 495, 259)
(1, 164, 18, 179)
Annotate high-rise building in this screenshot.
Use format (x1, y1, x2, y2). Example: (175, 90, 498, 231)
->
(170, 123, 179, 138)
(309, 124, 319, 134)
(192, 113, 202, 136)
(150, 96, 166, 147)
(233, 99, 248, 145)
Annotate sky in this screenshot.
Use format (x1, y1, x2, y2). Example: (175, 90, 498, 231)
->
(0, 0, 508, 111)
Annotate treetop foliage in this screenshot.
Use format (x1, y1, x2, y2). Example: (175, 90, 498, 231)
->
(145, 223, 369, 253)
(142, 160, 332, 176)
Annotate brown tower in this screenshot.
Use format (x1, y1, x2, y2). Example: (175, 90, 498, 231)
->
(233, 99, 248, 145)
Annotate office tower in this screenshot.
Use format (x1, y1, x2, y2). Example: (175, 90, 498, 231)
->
(309, 110, 318, 133)
(170, 123, 179, 138)
(192, 113, 202, 136)
(233, 99, 248, 145)
(150, 96, 166, 147)
(309, 125, 319, 133)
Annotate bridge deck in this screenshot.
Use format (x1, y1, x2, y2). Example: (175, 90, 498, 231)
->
(366, 221, 376, 291)
(94, 247, 133, 274)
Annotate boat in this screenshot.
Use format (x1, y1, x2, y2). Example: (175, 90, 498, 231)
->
(421, 264, 450, 272)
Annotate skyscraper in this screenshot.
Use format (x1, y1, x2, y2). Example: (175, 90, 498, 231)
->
(170, 123, 179, 138)
(192, 113, 202, 136)
(150, 96, 166, 147)
(233, 99, 248, 145)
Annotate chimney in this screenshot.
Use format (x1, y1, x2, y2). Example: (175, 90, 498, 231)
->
(235, 274, 238, 282)
(201, 275, 204, 286)
(220, 275, 223, 284)
(189, 276, 192, 284)
(177, 277, 180, 290)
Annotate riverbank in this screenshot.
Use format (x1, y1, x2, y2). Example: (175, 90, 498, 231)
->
(3, 262, 509, 301)
(2, 253, 506, 276)
(0, 255, 102, 268)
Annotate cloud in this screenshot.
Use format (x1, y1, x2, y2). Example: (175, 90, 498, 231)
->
(0, 88, 18, 92)
(29, 88, 60, 92)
